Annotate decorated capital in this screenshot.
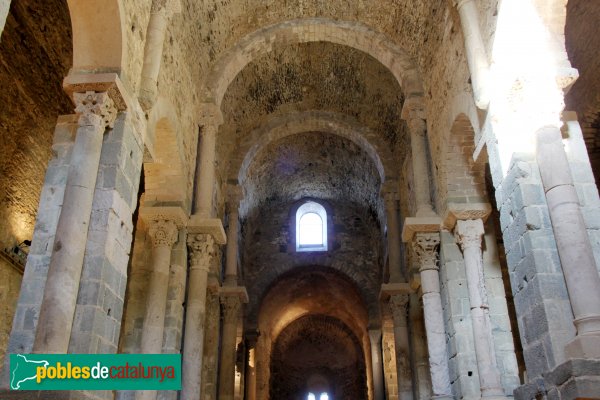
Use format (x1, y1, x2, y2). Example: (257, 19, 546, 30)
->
(74, 91, 117, 129)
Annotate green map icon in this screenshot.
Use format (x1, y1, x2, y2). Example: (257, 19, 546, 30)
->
(10, 354, 49, 390)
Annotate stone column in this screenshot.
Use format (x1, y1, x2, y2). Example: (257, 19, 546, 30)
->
(138, 0, 181, 110)
(244, 332, 258, 400)
(194, 104, 223, 218)
(402, 97, 435, 218)
(409, 292, 432, 400)
(369, 329, 385, 400)
(136, 212, 182, 400)
(455, 219, 505, 398)
(181, 233, 215, 400)
(219, 287, 248, 400)
(536, 125, 600, 358)
(389, 294, 413, 400)
(225, 185, 242, 286)
(453, 0, 490, 109)
(33, 91, 117, 353)
(201, 276, 222, 400)
(412, 232, 453, 400)
(384, 186, 403, 283)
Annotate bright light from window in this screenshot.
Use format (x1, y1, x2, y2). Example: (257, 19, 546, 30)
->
(295, 201, 328, 252)
(307, 393, 316, 400)
(299, 212, 323, 246)
(320, 393, 329, 400)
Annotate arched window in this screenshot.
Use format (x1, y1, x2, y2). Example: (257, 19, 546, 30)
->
(296, 201, 328, 252)
(307, 394, 316, 400)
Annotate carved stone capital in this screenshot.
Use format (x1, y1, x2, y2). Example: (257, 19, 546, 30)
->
(73, 91, 117, 129)
(187, 233, 216, 269)
(402, 216, 441, 242)
(442, 202, 491, 230)
(455, 219, 485, 251)
(147, 219, 179, 248)
(412, 232, 440, 272)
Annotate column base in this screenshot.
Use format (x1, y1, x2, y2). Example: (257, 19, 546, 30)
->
(565, 334, 600, 359)
(514, 359, 600, 400)
(431, 395, 453, 400)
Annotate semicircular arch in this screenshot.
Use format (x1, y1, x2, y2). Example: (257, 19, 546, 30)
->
(235, 111, 393, 185)
(67, 0, 126, 72)
(201, 18, 423, 107)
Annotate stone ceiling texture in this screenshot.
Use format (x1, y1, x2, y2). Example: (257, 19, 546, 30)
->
(217, 42, 407, 187)
(0, 0, 72, 246)
(242, 131, 382, 219)
(565, 0, 600, 182)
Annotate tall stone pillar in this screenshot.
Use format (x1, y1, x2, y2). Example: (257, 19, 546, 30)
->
(389, 294, 413, 400)
(138, 0, 181, 110)
(536, 125, 600, 359)
(384, 185, 403, 282)
(194, 104, 222, 218)
(452, 0, 490, 108)
(33, 91, 117, 353)
(244, 332, 258, 400)
(181, 233, 215, 400)
(219, 287, 248, 400)
(224, 185, 242, 286)
(402, 98, 435, 218)
(201, 276, 222, 400)
(455, 219, 505, 398)
(411, 232, 453, 400)
(136, 209, 184, 400)
(369, 329, 385, 400)
(409, 292, 432, 400)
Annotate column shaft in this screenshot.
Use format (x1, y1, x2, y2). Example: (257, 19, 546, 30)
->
(409, 293, 432, 400)
(195, 125, 217, 218)
(390, 295, 413, 400)
(219, 295, 242, 400)
(407, 118, 435, 217)
(536, 126, 600, 358)
(33, 91, 116, 353)
(369, 329, 385, 400)
(455, 0, 490, 108)
(455, 219, 504, 397)
(225, 208, 239, 285)
(137, 219, 179, 400)
(385, 193, 403, 282)
(413, 233, 453, 399)
(181, 234, 215, 400)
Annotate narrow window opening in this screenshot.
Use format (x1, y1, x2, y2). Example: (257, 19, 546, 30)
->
(296, 201, 328, 252)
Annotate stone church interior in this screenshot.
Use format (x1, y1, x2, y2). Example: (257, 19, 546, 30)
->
(1, 0, 600, 399)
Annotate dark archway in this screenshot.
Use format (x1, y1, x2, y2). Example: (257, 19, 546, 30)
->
(270, 314, 367, 400)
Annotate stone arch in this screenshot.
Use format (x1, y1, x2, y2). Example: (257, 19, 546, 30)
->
(67, 0, 126, 71)
(253, 266, 373, 400)
(234, 111, 391, 185)
(201, 18, 423, 107)
(443, 113, 487, 208)
(143, 97, 186, 203)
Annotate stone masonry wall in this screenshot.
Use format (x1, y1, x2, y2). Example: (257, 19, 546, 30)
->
(1, 115, 77, 385)
(242, 199, 383, 326)
(495, 155, 575, 385)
